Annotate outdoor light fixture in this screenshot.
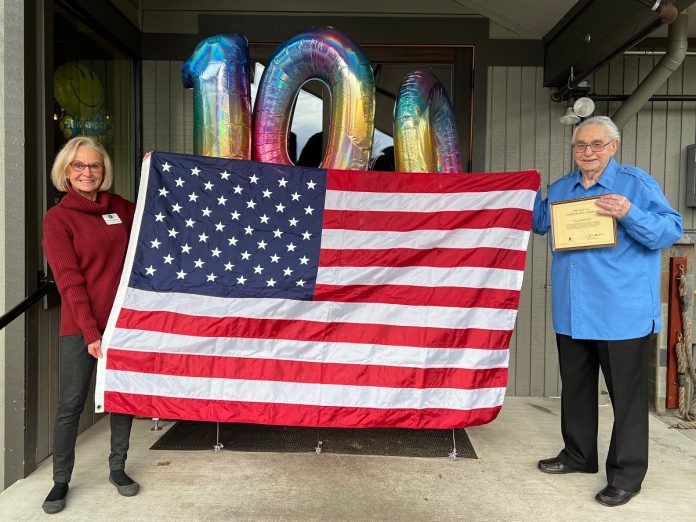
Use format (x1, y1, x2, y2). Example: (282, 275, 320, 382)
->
(559, 106, 581, 125)
(557, 74, 595, 125)
(572, 96, 596, 118)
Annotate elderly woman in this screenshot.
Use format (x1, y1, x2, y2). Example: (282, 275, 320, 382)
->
(532, 116, 682, 507)
(41, 137, 138, 514)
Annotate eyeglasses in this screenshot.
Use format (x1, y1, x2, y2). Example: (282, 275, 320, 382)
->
(70, 161, 104, 173)
(572, 140, 615, 153)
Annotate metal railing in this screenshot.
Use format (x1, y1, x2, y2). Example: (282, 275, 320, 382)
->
(0, 271, 56, 331)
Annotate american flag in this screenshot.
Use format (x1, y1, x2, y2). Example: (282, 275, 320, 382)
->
(95, 151, 540, 429)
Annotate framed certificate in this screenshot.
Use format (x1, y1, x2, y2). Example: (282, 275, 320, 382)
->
(550, 196, 617, 251)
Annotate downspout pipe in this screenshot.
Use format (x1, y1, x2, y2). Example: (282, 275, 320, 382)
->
(612, 12, 688, 128)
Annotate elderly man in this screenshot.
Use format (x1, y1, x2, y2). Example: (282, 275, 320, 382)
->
(532, 116, 682, 506)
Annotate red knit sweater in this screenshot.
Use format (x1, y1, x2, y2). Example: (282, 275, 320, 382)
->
(43, 188, 135, 345)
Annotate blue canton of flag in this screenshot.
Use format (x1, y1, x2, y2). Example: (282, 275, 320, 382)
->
(130, 152, 327, 300)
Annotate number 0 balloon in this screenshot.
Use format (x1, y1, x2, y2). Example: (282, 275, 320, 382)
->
(253, 27, 376, 170)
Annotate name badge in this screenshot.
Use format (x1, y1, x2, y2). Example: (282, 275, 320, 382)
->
(102, 213, 122, 225)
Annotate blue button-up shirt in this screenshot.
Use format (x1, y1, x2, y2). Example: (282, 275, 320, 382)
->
(533, 158, 683, 340)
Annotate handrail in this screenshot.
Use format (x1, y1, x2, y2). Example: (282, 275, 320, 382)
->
(0, 272, 56, 331)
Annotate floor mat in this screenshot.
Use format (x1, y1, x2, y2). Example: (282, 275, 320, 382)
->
(150, 421, 477, 458)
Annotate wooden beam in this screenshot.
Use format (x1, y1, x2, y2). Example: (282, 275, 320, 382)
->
(666, 257, 686, 409)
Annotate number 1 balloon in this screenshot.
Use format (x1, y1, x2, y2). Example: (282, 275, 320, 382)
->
(182, 34, 252, 159)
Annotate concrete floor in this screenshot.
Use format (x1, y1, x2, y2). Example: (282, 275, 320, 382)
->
(1, 397, 695, 521)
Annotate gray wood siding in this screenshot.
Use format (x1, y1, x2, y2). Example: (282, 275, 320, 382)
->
(143, 61, 193, 154)
(486, 55, 692, 397)
(485, 66, 570, 397)
(35, 306, 60, 463)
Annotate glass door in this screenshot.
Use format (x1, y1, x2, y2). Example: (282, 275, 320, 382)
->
(52, 3, 136, 201)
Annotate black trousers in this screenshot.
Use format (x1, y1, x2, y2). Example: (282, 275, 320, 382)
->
(52, 335, 133, 484)
(556, 333, 650, 492)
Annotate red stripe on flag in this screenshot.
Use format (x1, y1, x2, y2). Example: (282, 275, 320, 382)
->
(313, 284, 521, 310)
(327, 169, 541, 193)
(104, 392, 502, 429)
(106, 349, 508, 390)
(115, 308, 512, 350)
(319, 247, 527, 270)
(322, 208, 532, 232)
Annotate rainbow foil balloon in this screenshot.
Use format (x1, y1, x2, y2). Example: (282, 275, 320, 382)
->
(394, 70, 463, 173)
(182, 34, 252, 159)
(253, 27, 376, 169)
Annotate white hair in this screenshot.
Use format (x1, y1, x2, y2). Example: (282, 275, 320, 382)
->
(571, 116, 621, 143)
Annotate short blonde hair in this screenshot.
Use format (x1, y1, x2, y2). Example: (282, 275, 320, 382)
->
(50, 137, 113, 192)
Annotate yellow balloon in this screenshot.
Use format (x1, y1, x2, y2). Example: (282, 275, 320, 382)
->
(54, 63, 104, 120)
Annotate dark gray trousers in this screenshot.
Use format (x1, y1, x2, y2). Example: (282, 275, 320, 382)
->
(53, 335, 133, 484)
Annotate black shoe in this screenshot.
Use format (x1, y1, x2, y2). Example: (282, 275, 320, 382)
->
(109, 470, 140, 497)
(42, 482, 69, 514)
(537, 456, 587, 474)
(595, 485, 640, 507)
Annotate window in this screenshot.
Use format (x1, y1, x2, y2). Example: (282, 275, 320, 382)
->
(52, 4, 135, 199)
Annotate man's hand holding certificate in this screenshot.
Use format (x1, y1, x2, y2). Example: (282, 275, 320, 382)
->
(550, 196, 618, 251)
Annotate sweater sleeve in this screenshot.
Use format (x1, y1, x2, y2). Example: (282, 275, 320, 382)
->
(43, 222, 102, 345)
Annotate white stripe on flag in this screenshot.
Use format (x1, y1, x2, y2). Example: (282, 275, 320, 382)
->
(109, 328, 510, 369)
(319, 228, 531, 251)
(105, 370, 507, 410)
(316, 265, 523, 290)
(123, 288, 519, 331)
(325, 188, 537, 212)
